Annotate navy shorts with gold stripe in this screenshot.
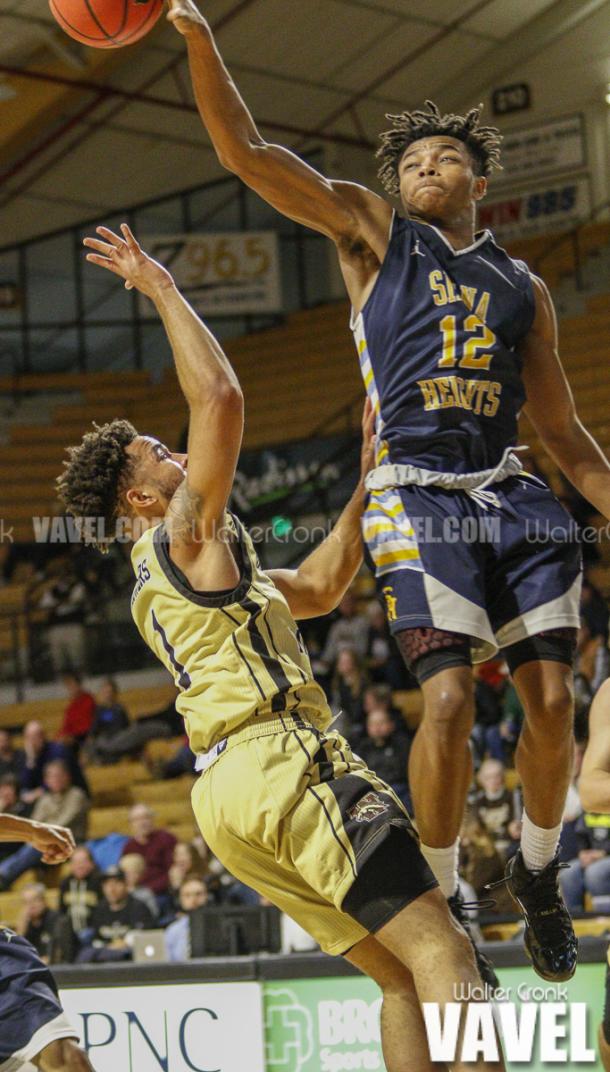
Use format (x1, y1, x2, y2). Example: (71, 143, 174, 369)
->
(191, 715, 437, 956)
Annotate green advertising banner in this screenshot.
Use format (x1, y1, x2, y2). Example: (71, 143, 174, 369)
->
(264, 963, 606, 1071)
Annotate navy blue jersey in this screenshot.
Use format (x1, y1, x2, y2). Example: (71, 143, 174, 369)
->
(352, 215, 536, 474)
(0, 926, 65, 1062)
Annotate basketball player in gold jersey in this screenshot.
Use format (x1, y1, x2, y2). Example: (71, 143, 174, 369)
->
(58, 224, 505, 1071)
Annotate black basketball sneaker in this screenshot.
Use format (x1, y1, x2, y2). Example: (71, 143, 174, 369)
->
(490, 849, 577, 982)
(448, 888, 500, 992)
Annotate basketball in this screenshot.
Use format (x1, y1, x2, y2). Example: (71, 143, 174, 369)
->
(48, 0, 164, 48)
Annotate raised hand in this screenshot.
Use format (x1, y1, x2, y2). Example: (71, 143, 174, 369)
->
(166, 0, 206, 35)
(29, 822, 76, 865)
(83, 223, 174, 300)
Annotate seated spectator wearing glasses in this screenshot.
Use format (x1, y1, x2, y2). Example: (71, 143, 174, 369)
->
(87, 679, 129, 763)
(470, 759, 521, 862)
(165, 876, 209, 962)
(121, 804, 176, 910)
(77, 866, 155, 963)
(0, 760, 89, 890)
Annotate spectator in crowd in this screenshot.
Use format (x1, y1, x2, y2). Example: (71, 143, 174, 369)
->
(165, 876, 209, 962)
(330, 648, 369, 739)
(59, 845, 102, 935)
(35, 552, 88, 674)
(16, 883, 60, 963)
(470, 660, 506, 765)
(0, 773, 29, 836)
(90, 694, 181, 763)
(0, 759, 90, 889)
(121, 804, 176, 905)
(356, 708, 411, 809)
(87, 679, 129, 762)
(56, 672, 96, 752)
(459, 813, 510, 910)
(0, 729, 17, 779)
(78, 866, 155, 962)
(560, 808, 610, 912)
(319, 590, 369, 672)
(470, 759, 521, 861)
(16, 719, 88, 803)
(161, 738, 195, 779)
(364, 601, 411, 690)
(168, 841, 199, 906)
(581, 577, 609, 643)
(362, 683, 401, 721)
(120, 853, 159, 920)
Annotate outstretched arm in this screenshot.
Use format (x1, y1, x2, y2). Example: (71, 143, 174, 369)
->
(0, 814, 75, 864)
(521, 275, 610, 518)
(84, 224, 243, 546)
(166, 2, 391, 254)
(580, 680, 610, 812)
(268, 401, 375, 618)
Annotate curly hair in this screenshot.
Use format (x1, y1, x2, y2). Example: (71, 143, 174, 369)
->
(56, 418, 138, 550)
(376, 100, 502, 197)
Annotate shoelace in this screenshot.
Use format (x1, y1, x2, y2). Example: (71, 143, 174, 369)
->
(449, 895, 497, 919)
(486, 861, 574, 944)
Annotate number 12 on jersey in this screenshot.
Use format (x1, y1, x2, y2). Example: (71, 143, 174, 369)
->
(438, 314, 496, 371)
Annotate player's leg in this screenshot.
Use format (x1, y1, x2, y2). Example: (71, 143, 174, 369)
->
(397, 632, 474, 887)
(599, 951, 610, 1072)
(344, 933, 447, 1072)
(33, 1039, 95, 1072)
(373, 888, 505, 1071)
(497, 634, 578, 980)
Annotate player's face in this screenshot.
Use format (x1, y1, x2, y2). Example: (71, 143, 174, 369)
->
(125, 436, 188, 513)
(397, 136, 487, 222)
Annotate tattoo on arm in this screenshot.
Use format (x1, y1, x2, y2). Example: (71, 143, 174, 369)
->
(166, 481, 203, 542)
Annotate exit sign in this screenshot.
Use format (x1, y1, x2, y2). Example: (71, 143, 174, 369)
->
(492, 83, 531, 116)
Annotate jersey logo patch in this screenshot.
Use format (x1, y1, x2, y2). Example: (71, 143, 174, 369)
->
(411, 239, 425, 257)
(348, 791, 391, 823)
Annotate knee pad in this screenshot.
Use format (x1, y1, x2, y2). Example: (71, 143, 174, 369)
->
(395, 628, 472, 686)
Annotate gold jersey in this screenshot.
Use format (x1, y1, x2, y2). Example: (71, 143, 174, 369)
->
(130, 512, 332, 754)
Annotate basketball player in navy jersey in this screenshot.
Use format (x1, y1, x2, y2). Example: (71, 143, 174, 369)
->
(0, 813, 95, 1071)
(168, 0, 610, 985)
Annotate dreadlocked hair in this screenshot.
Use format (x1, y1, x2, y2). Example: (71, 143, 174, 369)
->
(56, 418, 138, 551)
(376, 100, 502, 196)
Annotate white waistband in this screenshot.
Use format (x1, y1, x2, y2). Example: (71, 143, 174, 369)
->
(365, 447, 527, 509)
(194, 738, 228, 774)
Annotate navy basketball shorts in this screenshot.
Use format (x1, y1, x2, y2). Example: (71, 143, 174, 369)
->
(0, 928, 76, 1071)
(363, 473, 582, 662)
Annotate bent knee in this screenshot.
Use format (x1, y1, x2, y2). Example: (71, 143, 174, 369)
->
(526, 686, 574, 734)
(422, 687, 475, 744)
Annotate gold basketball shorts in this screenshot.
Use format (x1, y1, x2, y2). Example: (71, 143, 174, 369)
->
(191, 714, 437, 955)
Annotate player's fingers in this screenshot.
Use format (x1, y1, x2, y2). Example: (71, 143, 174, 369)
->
(96, 225, 123, 247)
(83, 237, 117, 256)
(85, 253, 127, 276)
(120, 223, 140, 250)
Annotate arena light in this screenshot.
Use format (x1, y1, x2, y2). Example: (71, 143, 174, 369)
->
(606, 83, 610, 104)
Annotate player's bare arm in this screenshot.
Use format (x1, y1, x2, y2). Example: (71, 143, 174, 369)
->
(268, 400, 374, 619)
(579, 680, 610, 812)
(521, 274, 610, 518)
(84, 224, 244, 586)
(166, 1, 391, 308)
(0, 814, 75, 864)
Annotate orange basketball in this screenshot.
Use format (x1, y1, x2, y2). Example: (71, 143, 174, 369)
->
(49, 0, 163, 48)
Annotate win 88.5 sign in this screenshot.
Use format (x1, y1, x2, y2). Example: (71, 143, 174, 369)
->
(478, 177, 590, 241)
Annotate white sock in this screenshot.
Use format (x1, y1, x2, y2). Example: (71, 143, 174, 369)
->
(420, 840, 460, 898)
(520, 811, 561, 872)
